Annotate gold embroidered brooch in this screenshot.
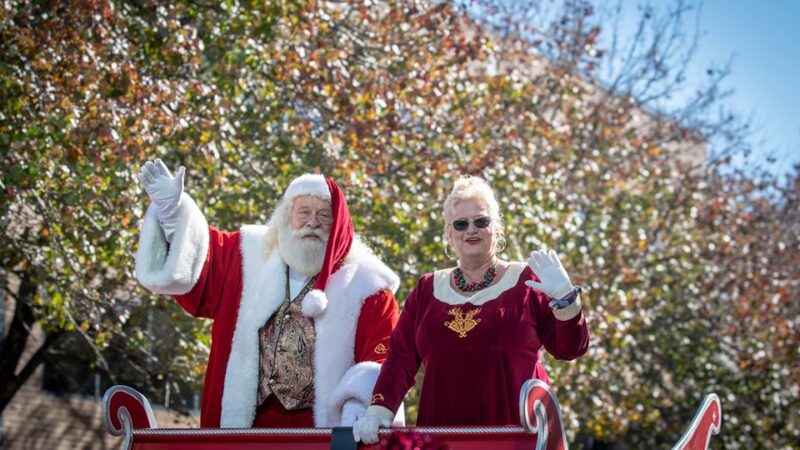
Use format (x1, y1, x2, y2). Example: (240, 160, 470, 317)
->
(444, 307, 481, 338)
(371, 393, 385, 404)
(374, 343, 388, 354)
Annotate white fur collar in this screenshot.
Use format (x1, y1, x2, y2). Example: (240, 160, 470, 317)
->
(432, 261, 527, 306)
(219, 225, 286, 427)
(220, 227, 398, 427)
(311, 239, 399, 426)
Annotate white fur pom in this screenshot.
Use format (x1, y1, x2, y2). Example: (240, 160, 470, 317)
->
(302, 289, 328, 317)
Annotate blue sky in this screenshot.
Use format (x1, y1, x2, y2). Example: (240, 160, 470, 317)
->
(691, 1, 800, 176)
(638, 1, 800, 177)
(476, 0, 800, 177)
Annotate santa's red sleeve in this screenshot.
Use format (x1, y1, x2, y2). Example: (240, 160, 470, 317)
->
(354, 290, 400, 363)
(172, 227, 241, 318)
(135, 193, 239, 319)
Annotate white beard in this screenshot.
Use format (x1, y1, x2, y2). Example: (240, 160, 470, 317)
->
(278, 223, 329, 277)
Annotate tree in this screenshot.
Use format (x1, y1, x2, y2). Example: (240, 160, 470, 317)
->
(2, 0, 797, 448)
(0, 0, 224, 413)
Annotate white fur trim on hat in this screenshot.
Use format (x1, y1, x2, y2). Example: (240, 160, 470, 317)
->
(284, 174, 330, 202)
(302, 289, 328, 317)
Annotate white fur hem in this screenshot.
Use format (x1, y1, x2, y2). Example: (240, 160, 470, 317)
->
(220, 226, 285, 428)
(135, 193, 209, 295)
(312, 238, 400, 427)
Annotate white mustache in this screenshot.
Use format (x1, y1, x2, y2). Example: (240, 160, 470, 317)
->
(293, 228, 328, 240)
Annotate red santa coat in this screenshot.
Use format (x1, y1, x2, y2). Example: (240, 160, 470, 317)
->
(135, 194, 401, 428)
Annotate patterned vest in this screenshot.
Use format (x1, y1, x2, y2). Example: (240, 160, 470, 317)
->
(256, 269, 317, 410)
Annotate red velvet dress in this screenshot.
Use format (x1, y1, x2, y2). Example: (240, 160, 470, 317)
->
(371, 263, 589, 426)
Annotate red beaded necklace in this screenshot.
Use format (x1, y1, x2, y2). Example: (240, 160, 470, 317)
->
(453, 264, 497, 292)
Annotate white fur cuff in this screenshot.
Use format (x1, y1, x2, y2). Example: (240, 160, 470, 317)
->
(325, 362, 380, 426)
(135, 193, 209, 295)
(302, 289, 328, 317)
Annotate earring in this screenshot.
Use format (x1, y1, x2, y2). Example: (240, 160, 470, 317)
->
(444, 242, 457, 261)
(495, 236, 507, 253)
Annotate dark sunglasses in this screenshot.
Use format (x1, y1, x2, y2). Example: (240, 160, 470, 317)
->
(451, 217, 492, 231)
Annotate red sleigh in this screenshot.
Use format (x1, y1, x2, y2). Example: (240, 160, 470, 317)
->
(103, 380, 722, 450)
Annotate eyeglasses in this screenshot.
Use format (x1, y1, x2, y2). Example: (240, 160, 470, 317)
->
(451, 217, 492, 231)
(294, 208, 333, 225)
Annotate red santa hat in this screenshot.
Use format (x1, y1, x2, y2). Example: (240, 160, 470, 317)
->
(283, 174, 354, 317)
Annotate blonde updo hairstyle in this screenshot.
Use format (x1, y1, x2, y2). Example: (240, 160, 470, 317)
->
(443, 176, 505, 254)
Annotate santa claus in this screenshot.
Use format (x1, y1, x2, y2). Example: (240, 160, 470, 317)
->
(134, 159, 402, 428)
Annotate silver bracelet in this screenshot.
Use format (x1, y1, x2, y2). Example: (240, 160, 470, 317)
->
(548, 285, 582, 310)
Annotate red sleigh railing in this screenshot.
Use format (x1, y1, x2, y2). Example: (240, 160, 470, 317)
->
(103, 380, 722, 450)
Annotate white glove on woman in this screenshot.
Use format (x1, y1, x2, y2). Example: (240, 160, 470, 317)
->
(352, 405, 394, 445)
(138, 159, 185, 242)
(525, 249, 574, 299)
(340, 399, 366, 426)
(525, 249, 582, 320)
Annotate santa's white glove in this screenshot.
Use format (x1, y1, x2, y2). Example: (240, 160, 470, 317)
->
(138, 159, 185, 242)
(340, 399, 366, 427)
(352, 405, 393, 445)
(525, 249, 582, 320)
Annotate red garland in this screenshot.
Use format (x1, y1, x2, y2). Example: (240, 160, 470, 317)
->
(381, 430, 449, 450)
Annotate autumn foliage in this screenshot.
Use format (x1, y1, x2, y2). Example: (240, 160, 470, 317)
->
(1, 0, 797, 448)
